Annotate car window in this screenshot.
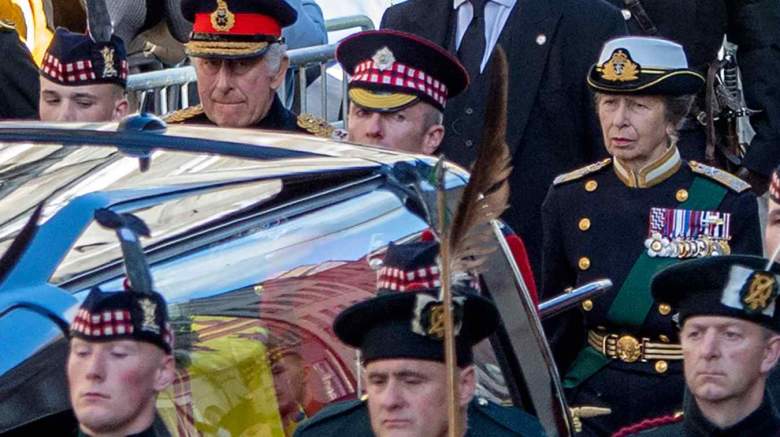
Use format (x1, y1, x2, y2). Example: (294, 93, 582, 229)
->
(52, 179, 283, 284)
(0, 307, 71, 434)
(77, 187, 512, 436)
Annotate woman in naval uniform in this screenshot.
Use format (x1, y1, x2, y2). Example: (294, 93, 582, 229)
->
(540, 36, 762, 436)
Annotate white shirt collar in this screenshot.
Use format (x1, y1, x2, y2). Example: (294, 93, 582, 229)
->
(453, 0, 516, 10)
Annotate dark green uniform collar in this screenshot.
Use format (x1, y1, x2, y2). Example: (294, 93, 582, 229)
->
(683, 389, 780, 436)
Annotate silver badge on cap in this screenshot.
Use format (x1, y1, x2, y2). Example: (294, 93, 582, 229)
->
(139, 298, 161, 334)
(372, 47, 396, 71)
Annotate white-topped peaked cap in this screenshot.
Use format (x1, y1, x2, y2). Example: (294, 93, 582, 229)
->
(596, 37, 689, 70)
(587, 36, 704, 95)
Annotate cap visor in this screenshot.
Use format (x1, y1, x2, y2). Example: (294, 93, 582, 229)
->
(349, 88, 419, 112)
(185, 41, 270, 59)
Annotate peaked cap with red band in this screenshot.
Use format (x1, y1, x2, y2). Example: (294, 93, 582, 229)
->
(41, 28, 129, 88)
(70, 287, 173, 354)
(336, 30, 469, 112)
(181, 0, 297, 59)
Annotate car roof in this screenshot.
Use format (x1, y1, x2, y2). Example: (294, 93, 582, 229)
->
(0, 119, 437, 168)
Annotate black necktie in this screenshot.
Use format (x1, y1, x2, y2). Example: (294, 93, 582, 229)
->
(457, 0, 488, 79)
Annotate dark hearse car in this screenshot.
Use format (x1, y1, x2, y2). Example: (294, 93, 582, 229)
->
(0, 117, 572, 436)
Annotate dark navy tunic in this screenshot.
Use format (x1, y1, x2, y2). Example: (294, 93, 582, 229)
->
(540, 148, 761, 435)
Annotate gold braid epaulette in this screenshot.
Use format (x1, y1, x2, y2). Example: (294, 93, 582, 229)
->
(163, 105, 205, 124)
(297, 113, 335, 138)
(689, 160, 751, 193)
(553, 158, 612, 186)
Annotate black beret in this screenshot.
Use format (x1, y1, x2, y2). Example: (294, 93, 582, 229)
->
(333, 288, 499, 367)
(652, 255, 780, 332)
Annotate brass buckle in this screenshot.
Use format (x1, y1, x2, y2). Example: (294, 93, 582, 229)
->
(615, 335, 642, 363)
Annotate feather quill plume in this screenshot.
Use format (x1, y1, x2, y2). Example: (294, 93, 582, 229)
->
(446, 46, 512, 275)
(436, 46, 512, 437)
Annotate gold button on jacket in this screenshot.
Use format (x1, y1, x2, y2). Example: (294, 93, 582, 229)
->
(578, 257, 591, 270)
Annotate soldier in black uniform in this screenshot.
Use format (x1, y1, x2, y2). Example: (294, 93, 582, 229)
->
(605, 0, 780, 193)
(165, 0, 332, 137)
(613, 255, 780, 436)
(0, 21, 39, 120)
(294, 241, 545, 437)
(67, 287, 175, 436)
(541, 36, 762, 435)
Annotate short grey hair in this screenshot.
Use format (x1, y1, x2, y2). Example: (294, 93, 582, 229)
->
(263, 43, 288, 76)
(420, 102, 444, 129)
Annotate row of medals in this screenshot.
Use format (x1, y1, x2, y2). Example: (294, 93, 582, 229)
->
(645, 231, 731, 258)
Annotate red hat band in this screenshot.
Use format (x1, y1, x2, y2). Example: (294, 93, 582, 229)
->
(192, 12, 282, 37)
(377, 265, 441, 292)
(351, 59, 449, 108)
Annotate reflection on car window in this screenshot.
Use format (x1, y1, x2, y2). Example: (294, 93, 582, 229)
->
(73, 186, 512, 436)
(51, 180, 282, 284)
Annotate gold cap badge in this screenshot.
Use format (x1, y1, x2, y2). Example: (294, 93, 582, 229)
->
(600, 49, 639, 82)
(741, 271, 778, 313)
(211, 0, 236, 32)
(100, 46, 118, 78)
(411, 294, 463, 339)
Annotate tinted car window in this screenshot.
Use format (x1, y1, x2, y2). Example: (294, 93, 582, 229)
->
(76, 186, 511, 435)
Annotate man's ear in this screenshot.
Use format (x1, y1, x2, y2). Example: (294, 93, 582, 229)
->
(154, 354, 176, 392)
(761, 335, 780, 374)
(270, 56, 290, 91)
(458, 365, 477, 408)
(113, 97, 129, 120)
(421, 123, 444, 155)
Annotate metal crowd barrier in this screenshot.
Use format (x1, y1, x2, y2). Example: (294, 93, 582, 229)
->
(127, 14, 375, 125)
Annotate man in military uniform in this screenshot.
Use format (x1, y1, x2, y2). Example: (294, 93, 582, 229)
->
(613, 255, 780, 436)
(603, 0, 780, 194)
(335, 29, 468, 155)
(67, 287, 175, 436)
(166, 0, 330, 137)
(541, 36, 762, 435)
(0, 21, 39, 119)
(294, 240, 544, 436)
(38, 28, 130, 122)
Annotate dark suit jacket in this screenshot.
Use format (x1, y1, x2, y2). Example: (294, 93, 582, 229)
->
(381, 0, 627, 279)
(0, 28, 39, 120)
